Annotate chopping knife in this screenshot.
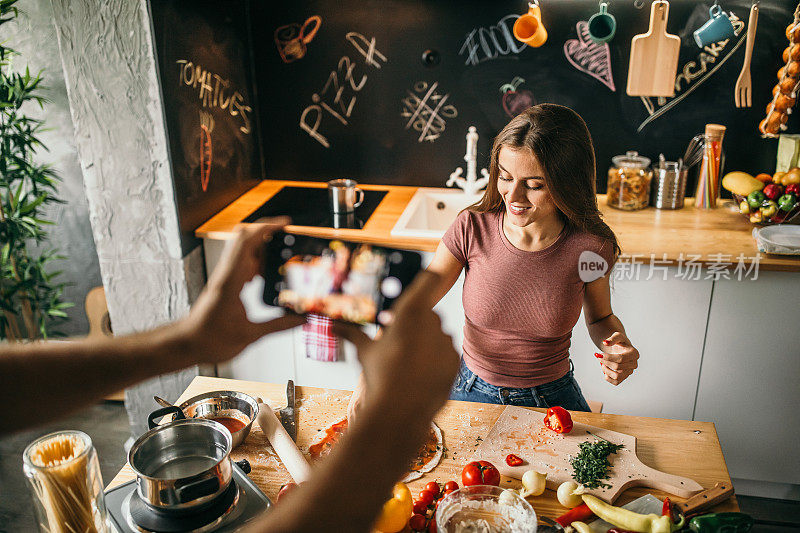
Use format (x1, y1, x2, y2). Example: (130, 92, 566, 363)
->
(278, 380, 297, 441)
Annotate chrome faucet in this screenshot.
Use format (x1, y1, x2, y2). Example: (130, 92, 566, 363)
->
(447, 126, 489, 196)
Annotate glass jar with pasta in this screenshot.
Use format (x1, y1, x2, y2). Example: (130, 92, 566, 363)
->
(607, 151, 652, 211)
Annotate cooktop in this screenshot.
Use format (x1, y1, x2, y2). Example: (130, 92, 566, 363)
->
(243, 186, 388, 229)
(104, 462, 270, 532)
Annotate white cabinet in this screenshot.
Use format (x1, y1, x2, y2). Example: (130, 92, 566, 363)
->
(570, 269, 712, 420)
(693, 271, 800, 485)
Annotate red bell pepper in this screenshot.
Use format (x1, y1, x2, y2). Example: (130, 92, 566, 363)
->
(544, 406, 573, 434)
(662, 497, 674, 523)
(786, 183, 800, 196)
(506, 454, 524, 467)
(555, 503, 595, 527)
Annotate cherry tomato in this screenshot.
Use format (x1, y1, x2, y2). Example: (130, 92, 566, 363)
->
(424, 481, 441, 497)
(409, 513, 427, 531)
(461, 460, 501, 487)
(413, 500, 428, 515)
(428, 518, 438, 532)
(276, 482, 297, 502)
(444, 480, 459, 492)
(418, 489, 435, 506)
(506, 454, 525, 467)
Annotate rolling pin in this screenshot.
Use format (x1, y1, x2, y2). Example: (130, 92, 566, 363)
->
(257, 403, 311, 483)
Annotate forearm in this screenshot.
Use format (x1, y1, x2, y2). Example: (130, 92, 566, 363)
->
(253, 397, 434, 533)
(586, 313, 626, 350)
(0, 320, 196, 434)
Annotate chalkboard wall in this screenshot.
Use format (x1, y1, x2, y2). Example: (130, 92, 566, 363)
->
(252, 0, 796, 191)
(150, 0, 262, 254)
(149, 0, 797, 253)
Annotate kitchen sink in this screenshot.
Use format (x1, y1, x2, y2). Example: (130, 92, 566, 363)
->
(391, 188, 482, 239)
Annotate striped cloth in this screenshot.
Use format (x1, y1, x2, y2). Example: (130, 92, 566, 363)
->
(303, 313, 339, 362)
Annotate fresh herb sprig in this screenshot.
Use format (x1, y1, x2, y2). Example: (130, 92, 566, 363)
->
(570, 433, 624, 489)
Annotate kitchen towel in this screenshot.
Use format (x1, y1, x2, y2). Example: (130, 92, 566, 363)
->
(303, 313, 340, 362)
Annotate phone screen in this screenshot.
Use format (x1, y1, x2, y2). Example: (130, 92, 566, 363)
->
(262, 232, 423, 324)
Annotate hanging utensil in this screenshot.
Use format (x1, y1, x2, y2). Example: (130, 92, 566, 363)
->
(734, 2, 759, 107)
(627, 0, 681, 97)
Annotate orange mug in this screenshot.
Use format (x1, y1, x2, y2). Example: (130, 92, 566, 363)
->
(513, 2, 548, 48)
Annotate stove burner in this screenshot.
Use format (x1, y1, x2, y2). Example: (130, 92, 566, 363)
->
(124, 481, 241, 532)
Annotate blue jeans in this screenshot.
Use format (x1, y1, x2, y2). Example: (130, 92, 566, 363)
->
(449, 358, 591, 412)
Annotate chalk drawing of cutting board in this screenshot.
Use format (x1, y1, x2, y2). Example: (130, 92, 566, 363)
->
(626, 0, 680, 97)
(471, 406, 702, 503)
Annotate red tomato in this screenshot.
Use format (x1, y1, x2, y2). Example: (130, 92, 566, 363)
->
(506, 454, 525, 467)
(428, 518, 438, 532)
(413, 500, 428, 515)
(444, 480, 459, 492)
(424, 481, 441, 497)
(461, 461, 501, 487)
(409, 513, 427, 531)
(418, 489, 435, 506)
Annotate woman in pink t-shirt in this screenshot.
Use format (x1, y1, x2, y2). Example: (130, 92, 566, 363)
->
(426, 104, 639, 411)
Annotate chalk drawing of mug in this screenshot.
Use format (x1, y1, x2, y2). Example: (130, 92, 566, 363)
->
(274, 15, 322, 63)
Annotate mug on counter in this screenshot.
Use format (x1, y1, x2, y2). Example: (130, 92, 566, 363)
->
(328, 179, 364, 214)
(693, 5, 736, 48)
(513, 2, 548, 48)
(588, 2, 617, 43)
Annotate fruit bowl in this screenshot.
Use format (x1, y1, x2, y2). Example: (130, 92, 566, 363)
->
(733, 192, 800, 225)
(724, 169, 800, 225)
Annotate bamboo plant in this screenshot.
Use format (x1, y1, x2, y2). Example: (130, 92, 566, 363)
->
(0, 0, 72, 340)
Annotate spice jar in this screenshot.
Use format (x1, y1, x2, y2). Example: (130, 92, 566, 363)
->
(607, 151, 652, 210)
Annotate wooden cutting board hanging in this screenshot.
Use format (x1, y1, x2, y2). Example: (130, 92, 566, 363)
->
(471, 406, 703, 504)
(626, 0, 681, 97)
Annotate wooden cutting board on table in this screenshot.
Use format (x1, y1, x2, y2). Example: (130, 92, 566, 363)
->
(626, 0, 680, 97)
(471, 406, 703, 503)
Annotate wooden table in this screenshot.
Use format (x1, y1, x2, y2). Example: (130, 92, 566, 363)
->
(109, 377, 739, 519)
(196, 178, 800, 272)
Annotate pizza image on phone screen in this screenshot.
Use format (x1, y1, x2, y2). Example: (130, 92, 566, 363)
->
(263, 233, 422, 324)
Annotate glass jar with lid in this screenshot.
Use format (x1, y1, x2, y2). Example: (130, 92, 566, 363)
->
(607, 151, 652, 210)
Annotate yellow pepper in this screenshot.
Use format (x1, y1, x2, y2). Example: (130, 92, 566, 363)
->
(572, 522, 594, 533)
(373, 482, 413, 533)
(581, 494, 685, 533)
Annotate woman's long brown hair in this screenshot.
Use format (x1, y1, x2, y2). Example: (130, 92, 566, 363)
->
(471, 103, 621, 260)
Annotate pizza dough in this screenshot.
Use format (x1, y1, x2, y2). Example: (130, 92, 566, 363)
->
(307, 417, 444, 481)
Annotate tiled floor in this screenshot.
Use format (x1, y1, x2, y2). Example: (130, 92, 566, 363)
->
(0, 403, 798, 532)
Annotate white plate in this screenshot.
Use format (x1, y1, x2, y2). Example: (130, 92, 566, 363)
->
(757, 225, 800, 250)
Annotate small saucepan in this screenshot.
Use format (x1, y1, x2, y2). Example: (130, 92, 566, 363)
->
(129, 406, 234, 511)
(178, 390, 260, 449)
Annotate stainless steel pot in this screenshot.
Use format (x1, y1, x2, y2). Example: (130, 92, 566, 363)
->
(128, 406, 233, 511)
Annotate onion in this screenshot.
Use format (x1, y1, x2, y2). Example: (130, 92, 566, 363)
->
(557, 481, 584, 508)
(518, 470, 547, 498)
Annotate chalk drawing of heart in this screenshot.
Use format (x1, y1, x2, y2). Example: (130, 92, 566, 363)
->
(563, 21, 615, 92)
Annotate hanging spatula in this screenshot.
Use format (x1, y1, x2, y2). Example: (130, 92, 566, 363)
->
(627, 0, 681, 97)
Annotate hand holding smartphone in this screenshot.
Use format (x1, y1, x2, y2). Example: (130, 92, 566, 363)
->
(262, 232, 422, 325)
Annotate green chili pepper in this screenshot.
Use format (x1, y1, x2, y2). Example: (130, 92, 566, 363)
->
(688, 512, 754, 533)
(778, 193, 797, 212)
(747, 191, 766, 210)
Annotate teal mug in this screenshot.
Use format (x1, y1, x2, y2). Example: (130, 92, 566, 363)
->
(693, 5, 735, 48)
(588, 2, 616, 43)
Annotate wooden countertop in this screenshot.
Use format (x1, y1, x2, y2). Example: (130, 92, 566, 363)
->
(109, 377, 739, 521)
(196, 179, 800, 272)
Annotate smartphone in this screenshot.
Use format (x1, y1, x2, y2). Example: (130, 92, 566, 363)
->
(262, 232, 423, 324)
